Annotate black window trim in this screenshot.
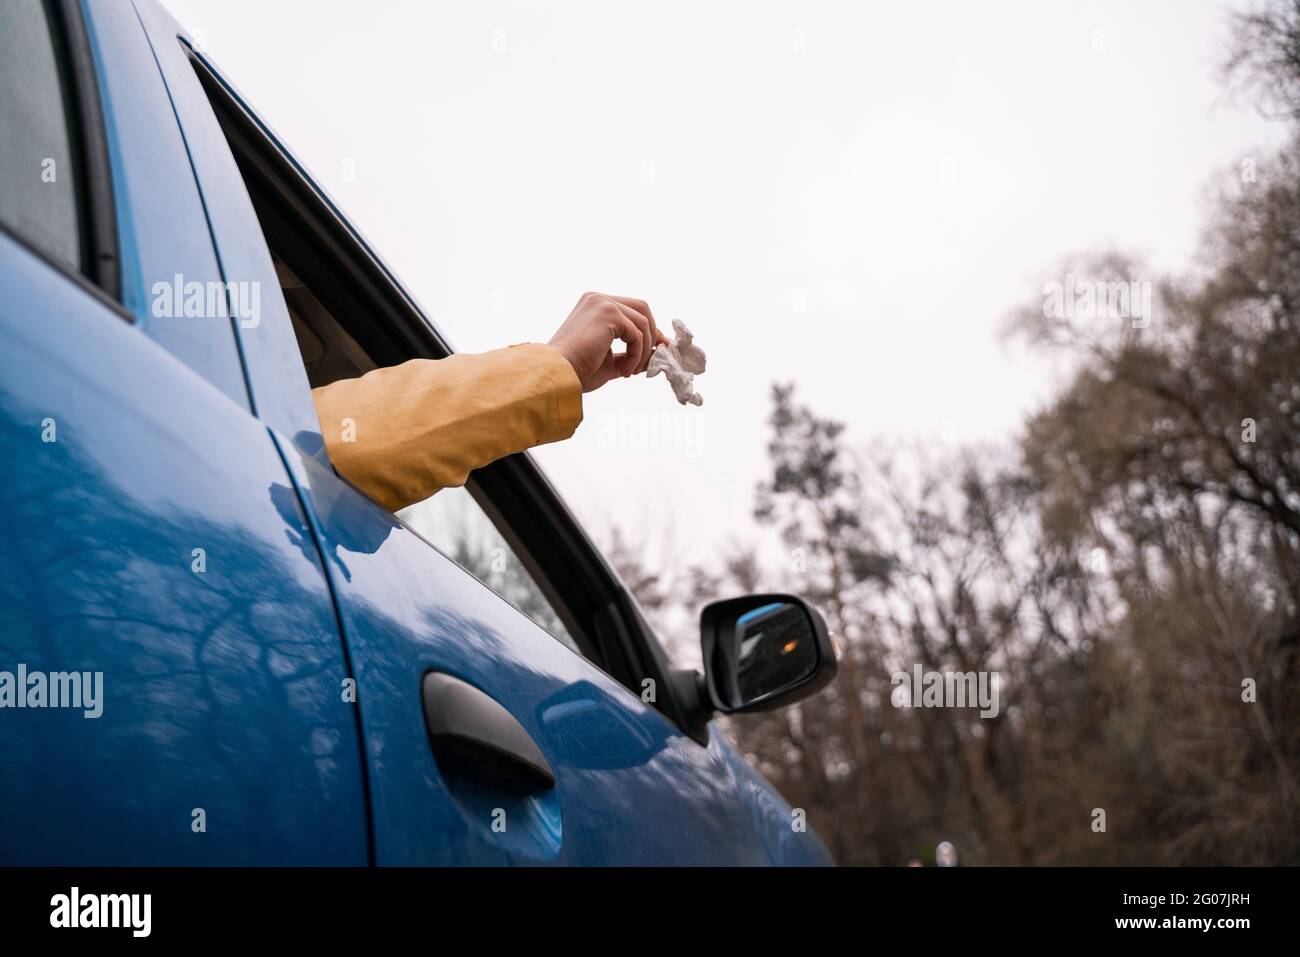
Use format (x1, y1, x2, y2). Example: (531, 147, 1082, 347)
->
(1, 1, 121, 307)
(184, 44, 704, 740)
(0, 215, 129, 323)
(49, 0, 120, 300)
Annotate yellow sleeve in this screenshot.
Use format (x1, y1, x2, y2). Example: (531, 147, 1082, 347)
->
(310, 343, 583, 512)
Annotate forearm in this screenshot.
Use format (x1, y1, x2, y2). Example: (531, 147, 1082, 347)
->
(311, 343, 583, 512)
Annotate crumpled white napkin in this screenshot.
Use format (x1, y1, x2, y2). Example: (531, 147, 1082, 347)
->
(647, 319, 707, 406)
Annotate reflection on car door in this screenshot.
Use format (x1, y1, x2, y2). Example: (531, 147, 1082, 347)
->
(0, 235, 370, 865)
(133, 0, 798, 865)
(277, 446, 774, 864)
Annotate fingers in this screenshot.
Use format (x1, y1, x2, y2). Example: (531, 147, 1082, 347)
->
(610, 307, 649, 377)
(592, 348, 620, 391)
(603, 296, 659, 375)
(608, 295, 664, 349)
(575, 292, 662, 382)
(608, 297, 660, 338)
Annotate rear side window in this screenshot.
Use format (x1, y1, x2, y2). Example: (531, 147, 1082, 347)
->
(399, 487, 582, 655)
(0, 0, 85, 273)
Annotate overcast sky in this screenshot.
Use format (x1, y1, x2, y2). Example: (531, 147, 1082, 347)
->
(163, 0, 1285, 567)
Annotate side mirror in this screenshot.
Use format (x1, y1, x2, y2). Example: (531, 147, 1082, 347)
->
(700, 594, 837, 714)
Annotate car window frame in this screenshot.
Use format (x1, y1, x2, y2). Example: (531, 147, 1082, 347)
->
(1, 0, 120, 303)
(183, 44, 698, 734)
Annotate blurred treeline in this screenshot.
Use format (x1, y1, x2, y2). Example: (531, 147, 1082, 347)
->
(609, 2, 1300, 864)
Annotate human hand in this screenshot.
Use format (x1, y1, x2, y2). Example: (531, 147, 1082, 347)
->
(547, 292, 670, 392)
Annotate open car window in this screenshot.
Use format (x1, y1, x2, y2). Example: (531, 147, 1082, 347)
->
(259, 224, 586, 657)
(269, 252, 581, 653)
(186, 47, 691, 731)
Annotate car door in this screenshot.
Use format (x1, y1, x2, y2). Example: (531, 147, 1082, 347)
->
(0, 0, 369, 865)
(131, 0, 827, 864)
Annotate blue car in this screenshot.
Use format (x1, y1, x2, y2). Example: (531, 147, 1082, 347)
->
(0, 0, 837, 866)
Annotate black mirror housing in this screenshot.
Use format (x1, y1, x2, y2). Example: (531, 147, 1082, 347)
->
(700, 594, 838, 714)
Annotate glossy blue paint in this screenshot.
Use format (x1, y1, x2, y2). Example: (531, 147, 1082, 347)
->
(0, 0, 832, 865)
(80, 0, 250, 410)
(131, 0, 323, 447)
(0, 233, 369, 864)
(279, 443, 782, 864)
